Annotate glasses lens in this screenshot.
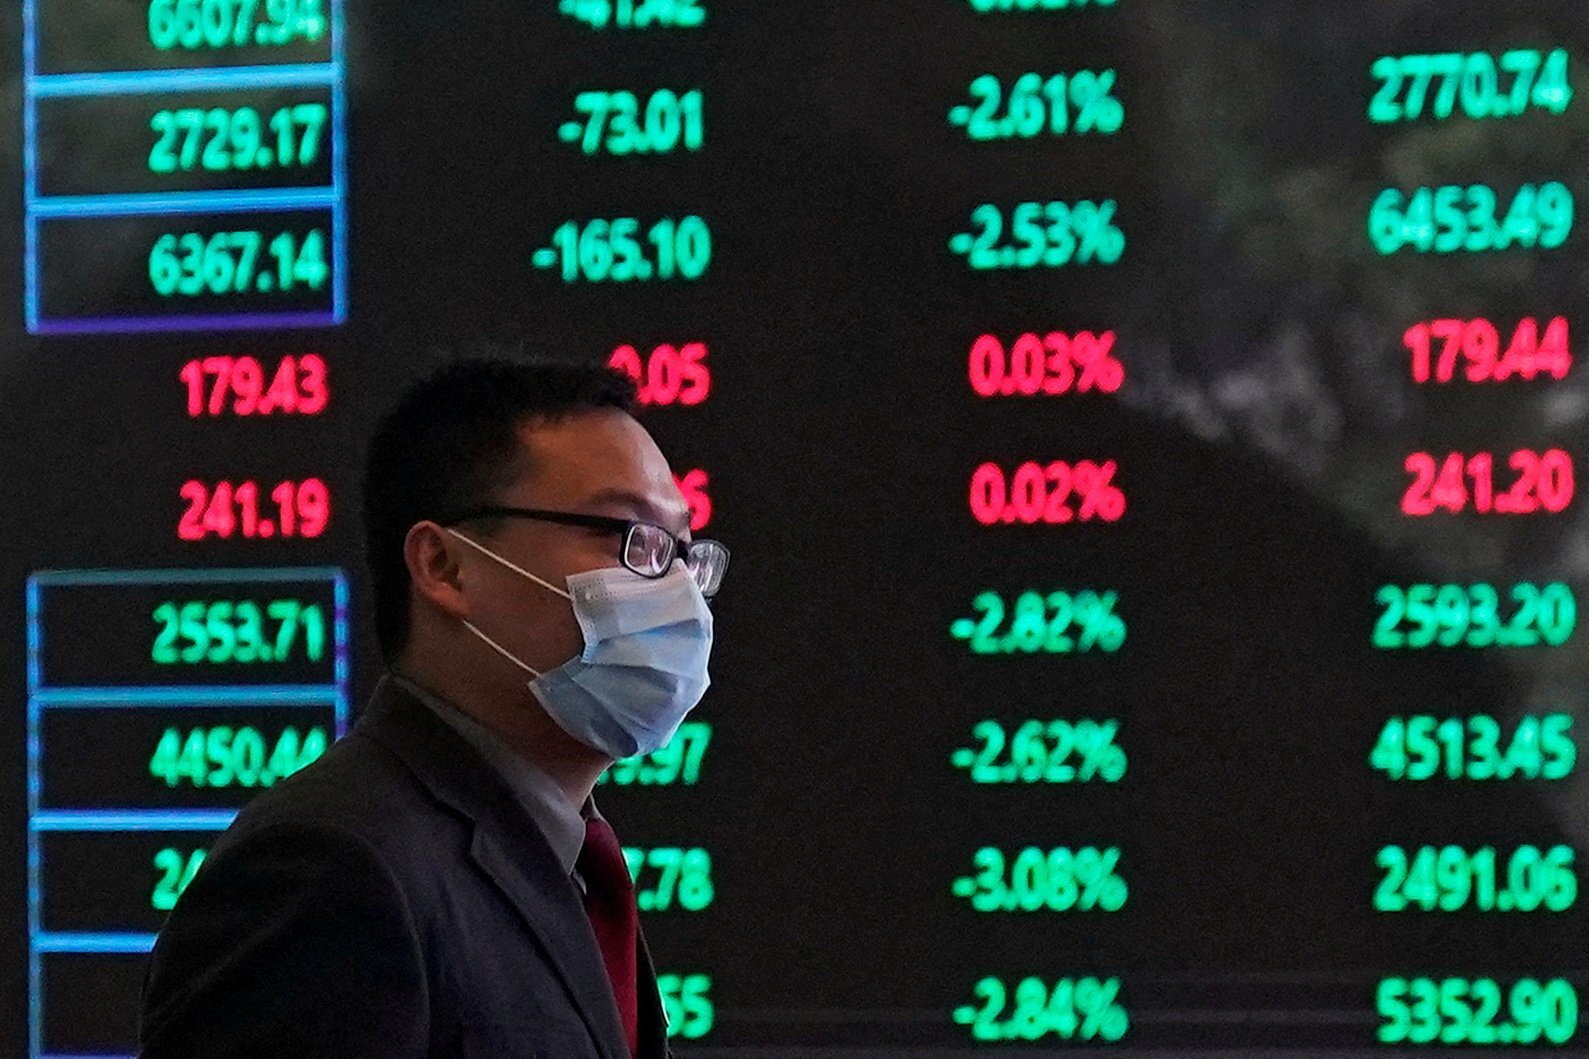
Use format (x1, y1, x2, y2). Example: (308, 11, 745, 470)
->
(624, 523, 676, 577)
(684, 540, 729, 597)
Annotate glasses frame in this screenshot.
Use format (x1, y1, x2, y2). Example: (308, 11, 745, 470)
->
(437, 505, 729, 596)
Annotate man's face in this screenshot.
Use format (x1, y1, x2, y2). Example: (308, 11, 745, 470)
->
(453, 408, 692, 676)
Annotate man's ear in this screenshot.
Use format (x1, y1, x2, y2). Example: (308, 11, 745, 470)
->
(405, 521, 470, 620)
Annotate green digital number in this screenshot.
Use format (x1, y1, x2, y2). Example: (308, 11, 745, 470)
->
(149, 104, 327, 174)
(656, 973, 714, 1039)
(952, 846, 1128, 913)
(151, 599, 328, 665)
(1370, 183, 1574, 255)
(952, 719, 1127, 783)
(1372, 583, 1576, 650)
(1374, 845, 1577, 913)
(1370, 714, 1576, 781)
(149, 725, 329, 788)
(564, 90, 704, 155)
(148, 0, 327, 50)
(949, 590, 1126, 655)
(968, 0, 1117, 10)
(952, 71, 1123, 140)
(953, 976, 1129, 1041)
(148, 229, 330, 297)
(151, 847, 207, 911)
(1378, 977, 1578, 1045)
(949, 201, 1125, 269)
(600, 722, 711, 786)
(559, 0, 705, 30)
(620, 847, 714, 912)
(533, 217, 711, 283)
(1369, 50, 1572, 123)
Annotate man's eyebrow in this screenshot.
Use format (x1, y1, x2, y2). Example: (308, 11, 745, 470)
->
(583, 487, 691, 529)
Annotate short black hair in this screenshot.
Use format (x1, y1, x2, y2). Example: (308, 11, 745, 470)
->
(361, 355, 637, 663)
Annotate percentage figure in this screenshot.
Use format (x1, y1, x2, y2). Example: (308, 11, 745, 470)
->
(970, 460, 1126, 525)
(950, 200, 1126, 270)
(955, 975, 1130, 1043)
(950, 70, 1125, 141)
(1072, 332, 1125, 391)
(1075, 593, 1127, 651)
(1073, 201, 1125, 261)
(968, 0, 1121, 10)
(1073, 462, 1125, 520)
(968, 330, 1124, 397)
(953, 846, 1129, 913)
(1074, 977, 1130, 1040)
(952, 718, 1128, 783)
(1074, 720, 1127, 780)
(950, 589, 1127, 654)
(1069, 70, 1124, 133)
(559, 0, 707, 29)
(1072, 847, 1129, 910)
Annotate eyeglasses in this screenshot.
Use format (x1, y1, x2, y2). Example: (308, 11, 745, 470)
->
(437, 506, 730, 598)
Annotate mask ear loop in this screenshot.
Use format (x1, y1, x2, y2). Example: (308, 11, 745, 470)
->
(446, 528, 575, 682)
(446, 528, 574, 601)
(459, 618, 545, 679)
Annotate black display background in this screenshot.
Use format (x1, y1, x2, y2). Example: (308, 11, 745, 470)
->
(3, 1, 1589, 1054)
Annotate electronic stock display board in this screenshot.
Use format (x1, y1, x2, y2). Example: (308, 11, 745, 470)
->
(1, 1, 1587, 1056)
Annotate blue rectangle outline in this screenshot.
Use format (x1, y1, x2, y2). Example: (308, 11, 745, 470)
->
(36, 933, 159, 954)
(24, 2, 347, 336)
(28, 567, 349, 1058)
(30, 199, 336, 327)
(23, 0, 39, 333)
(27, 576, 43, 1058)
(20, 9, 350, 1048)
(30, 188, 336, 219)
(27, 566, 351, 713)
(32, 810, 240, 832)
(35, 686, 341, 707)
(30, 566, 344, 586)
(34, 691, 340, 821)
(32, 310, 337, 335)
(32, 63, 335, 98)
(329, 0, 347, 323)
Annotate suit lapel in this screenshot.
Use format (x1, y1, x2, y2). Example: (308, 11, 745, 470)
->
(357, 678, 631, 1059)
(637, 929, 671, 1058)
(468, 827, 631, 1057)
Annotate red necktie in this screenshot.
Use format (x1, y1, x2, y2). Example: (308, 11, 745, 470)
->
(578, 818, 640, 1057)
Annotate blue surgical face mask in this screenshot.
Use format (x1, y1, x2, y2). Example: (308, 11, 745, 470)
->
(447, 529, 713, 759)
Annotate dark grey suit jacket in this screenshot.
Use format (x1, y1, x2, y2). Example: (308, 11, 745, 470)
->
(139, 678, 671, 1059)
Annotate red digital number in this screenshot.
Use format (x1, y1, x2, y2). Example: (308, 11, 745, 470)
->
(179, 354, 330, 417)
(968, 331, 1123, 397)
(178, 479, 332, 540)
(1402, 450, 1575, 516)
(969, 461, 1126, 525)
(675, 470, 712, 531)
(609, 343, 710, 406)
(1404, 318, 1570, 384)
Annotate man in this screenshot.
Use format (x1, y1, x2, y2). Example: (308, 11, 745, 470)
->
(140, 357, 727, 1058)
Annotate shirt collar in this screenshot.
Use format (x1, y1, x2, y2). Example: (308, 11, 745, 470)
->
(389, 672, 594, 879)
